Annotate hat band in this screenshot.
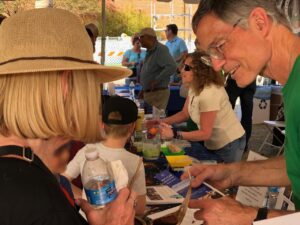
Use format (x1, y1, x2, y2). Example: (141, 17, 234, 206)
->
(0, 56, 98, 66)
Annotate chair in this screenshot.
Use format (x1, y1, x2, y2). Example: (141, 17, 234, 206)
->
(258, 120, 285, 156)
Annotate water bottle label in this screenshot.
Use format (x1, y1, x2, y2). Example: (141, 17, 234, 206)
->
(85, 180, 117, 206)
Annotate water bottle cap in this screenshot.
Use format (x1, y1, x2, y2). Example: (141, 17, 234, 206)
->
(85, 148, 99, 160)
(269, 187, 280, 192)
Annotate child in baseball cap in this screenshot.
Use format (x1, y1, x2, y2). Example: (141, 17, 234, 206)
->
(65, 96, 146, 215)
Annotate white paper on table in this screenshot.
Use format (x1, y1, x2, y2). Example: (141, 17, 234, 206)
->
(253, 212, 300, 225)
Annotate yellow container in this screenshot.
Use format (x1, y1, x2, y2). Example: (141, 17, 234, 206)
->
(136, 109, 145, 131)
(166, 155, 192, 168)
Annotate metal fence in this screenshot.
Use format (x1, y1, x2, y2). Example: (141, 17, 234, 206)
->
(94, 36, 196, 66)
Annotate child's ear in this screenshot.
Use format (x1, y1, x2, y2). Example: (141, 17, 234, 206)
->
(131, 122, 136, 133)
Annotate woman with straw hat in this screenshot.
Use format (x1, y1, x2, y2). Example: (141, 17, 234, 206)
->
(0, 8, 135, 225)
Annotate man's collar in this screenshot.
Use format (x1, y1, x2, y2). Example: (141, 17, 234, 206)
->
(169, 36, 178, 43)
(147, 41, 158, 52)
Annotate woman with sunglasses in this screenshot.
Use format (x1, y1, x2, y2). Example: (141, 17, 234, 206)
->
(159, 51, 246, 163)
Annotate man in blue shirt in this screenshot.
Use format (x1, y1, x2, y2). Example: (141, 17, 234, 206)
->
(165, 24, 188, 84)
(165, 24, 188, 64)
(138, 27, 177, 110)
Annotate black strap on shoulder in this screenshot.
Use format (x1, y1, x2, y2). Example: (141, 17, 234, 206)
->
(0, 145, 85, 219)
(0, 145, 34, 162)
(0, 145, 51, 176)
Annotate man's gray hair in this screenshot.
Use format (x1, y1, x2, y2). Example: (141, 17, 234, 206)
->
(192, 0, 290, 33)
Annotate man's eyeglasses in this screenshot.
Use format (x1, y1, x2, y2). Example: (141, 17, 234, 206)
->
(183, 64, 193, 71)
(200, 18, 242, 67)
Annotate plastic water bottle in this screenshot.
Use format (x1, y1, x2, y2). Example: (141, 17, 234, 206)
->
(267, 187, 280, 209)
(82, 148, 118, 208)
(129, 81, 135, 100)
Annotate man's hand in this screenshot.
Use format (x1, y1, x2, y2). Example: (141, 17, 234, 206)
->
(78, 188, 137, 225)
(137, 90, 143, 99)
(149, 80, 158, 91)
(189, 197, 257, 225)
(181, 164, 235, 190)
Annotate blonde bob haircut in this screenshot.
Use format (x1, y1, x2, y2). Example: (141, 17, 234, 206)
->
(0, 70, 101, 143)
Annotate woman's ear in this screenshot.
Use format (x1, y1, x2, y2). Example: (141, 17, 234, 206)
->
(248, 7, 271, 37)
(61, 71, 71, 100)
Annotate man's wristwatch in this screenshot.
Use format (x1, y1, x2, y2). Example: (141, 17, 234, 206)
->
(254, 207, 268, 222)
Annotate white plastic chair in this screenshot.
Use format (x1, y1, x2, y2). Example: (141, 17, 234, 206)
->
(258, 120, 285, 156)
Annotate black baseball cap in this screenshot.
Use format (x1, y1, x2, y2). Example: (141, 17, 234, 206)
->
(102, 96, 138, 125)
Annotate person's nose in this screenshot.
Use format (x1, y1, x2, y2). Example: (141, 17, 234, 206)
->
(211, 58, 226, 72)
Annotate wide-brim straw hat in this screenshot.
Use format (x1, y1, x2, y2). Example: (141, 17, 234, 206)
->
(0, 8, 132, 83)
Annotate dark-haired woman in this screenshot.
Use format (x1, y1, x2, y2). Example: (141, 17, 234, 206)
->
(122, 35, 146, 82)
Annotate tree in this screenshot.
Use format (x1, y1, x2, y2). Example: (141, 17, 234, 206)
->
(54, 0, 100, 15)
(0, 0, 150, 37)
(101, 5, 150, 36)
(0, 0, 34, 16)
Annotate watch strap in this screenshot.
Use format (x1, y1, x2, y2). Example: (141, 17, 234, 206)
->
(254, 207, 268, 221)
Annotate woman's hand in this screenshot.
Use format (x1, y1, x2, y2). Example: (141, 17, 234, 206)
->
(129, 62, 136, 67)
(159, 123, 173, 140)
(78, 188, 137, 225)
(145, 119, 160, 129)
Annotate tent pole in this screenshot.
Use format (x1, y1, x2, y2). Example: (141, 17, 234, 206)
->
(101, 0, 106, 65)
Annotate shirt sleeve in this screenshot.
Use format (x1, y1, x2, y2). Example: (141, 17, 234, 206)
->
(155, 46, 177, 81)
(65, 147, 86, 179)
(123, 49, 131, 59)
(179, 39, 188, 53)
(198, 86, 222, 112)
(132, 162, 146, 195)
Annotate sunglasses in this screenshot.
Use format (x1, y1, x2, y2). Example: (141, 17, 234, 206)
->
(183, 64, 193, 71)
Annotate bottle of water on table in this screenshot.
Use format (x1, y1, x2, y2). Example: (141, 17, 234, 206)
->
(267, 186, 280, 209)
(129, 81, 135, 100)
(82, 148, 118, 208)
